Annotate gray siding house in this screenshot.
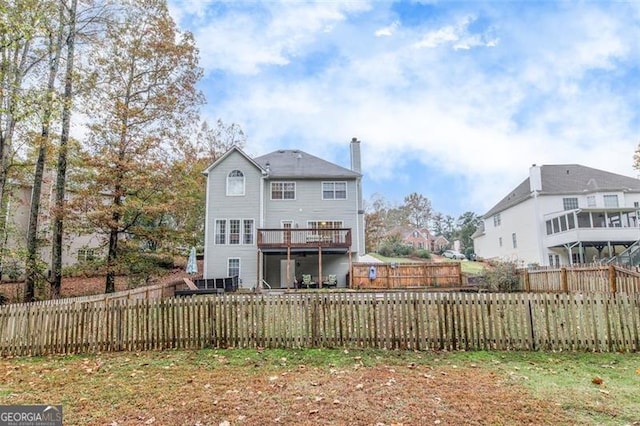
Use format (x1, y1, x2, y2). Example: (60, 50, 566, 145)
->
(203, 138, 365, 289)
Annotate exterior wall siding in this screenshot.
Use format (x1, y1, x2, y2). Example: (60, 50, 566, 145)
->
(204, 151, 262, 286)
(476, 190, 640, 267)
(263, 178, 362, 255)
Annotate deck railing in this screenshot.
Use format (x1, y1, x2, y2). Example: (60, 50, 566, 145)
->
(257, 228, 351, 249)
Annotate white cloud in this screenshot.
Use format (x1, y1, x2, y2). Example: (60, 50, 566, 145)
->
(171, 1, 640, 215)
(375, 20, 399, 37)
(413, 15, 498, 50)
(175, 2, 372, 74)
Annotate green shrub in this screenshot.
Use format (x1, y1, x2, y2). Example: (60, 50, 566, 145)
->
(415, 249, 431, 259)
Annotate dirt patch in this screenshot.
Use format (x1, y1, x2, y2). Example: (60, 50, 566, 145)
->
(0, 350, 573, 425)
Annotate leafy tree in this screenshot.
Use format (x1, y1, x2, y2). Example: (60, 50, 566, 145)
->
(77, 0, 203, 293)
(50, 0, 80, 298)
(168, 119, 246, 249)
(453, 211, 481, 252)
(0, 0, 51, 279)
(25, 0, 67, 301)
(402, 192, 432, 229)
(364, 193, 389, 252)
(431, 212, 455, 241)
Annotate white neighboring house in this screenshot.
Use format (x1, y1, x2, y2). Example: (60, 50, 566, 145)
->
(473, 164, 640, 267)
(202, 138, 366, 289)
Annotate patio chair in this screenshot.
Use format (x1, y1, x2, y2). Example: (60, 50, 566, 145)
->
(301, 274, 313, 288)
(323, 274, 337, 288)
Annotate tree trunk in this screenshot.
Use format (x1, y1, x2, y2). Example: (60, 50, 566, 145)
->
(105, 222, 119, 293)
(0, 38, 32, 282)
(51, 0, 77, 298)
(25, 13, 65, 302)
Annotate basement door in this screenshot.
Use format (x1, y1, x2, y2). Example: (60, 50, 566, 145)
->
(280, 259, 296, 289)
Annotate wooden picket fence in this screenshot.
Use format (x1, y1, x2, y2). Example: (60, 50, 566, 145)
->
(18, 280, 179, 308)
(351, 262, 463, 289)
(1, 291, 639, 356)
(521, 264, 640, 294)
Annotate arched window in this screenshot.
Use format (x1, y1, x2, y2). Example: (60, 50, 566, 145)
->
(227, 170, 245, 196)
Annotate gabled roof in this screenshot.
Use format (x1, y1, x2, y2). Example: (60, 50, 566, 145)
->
(254, 149, 360, 179)
(387, 226, 432, 240)
(203, 145, 263, 175)
(483, 164, 640, 218)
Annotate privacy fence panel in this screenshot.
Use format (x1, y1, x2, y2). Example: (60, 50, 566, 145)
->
(3, 292, 639, 356)
(351, 263, 463, 289)
(522, 265, 640, 294)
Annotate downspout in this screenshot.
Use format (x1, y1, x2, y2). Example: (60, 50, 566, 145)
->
(530, 165, 545, 265)
(259, 172, 265, 290)
(202, 171, 210, 278)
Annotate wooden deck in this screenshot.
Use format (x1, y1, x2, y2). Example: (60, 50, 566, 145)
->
(257, 228, 351, 250)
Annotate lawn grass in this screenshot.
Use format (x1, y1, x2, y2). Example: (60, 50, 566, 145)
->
(368, 252, 488, 275)
(1, 349, 637, 425)
(443, 350, 640, 425)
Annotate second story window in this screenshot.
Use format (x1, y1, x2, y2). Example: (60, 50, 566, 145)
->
(563, 197, 578, 210)
(604, 194, 619, 208)
(271, 182, 295, 200)
(322, 182, 347, 200)
(227, 170, 245, 196)
(243, 219, 254, 244)
(493, 213, 501, 227)
(214, 218, 254, 245)
(215, 219, 226, 244)
(587, 195, 596, 207)
(229, 219, 240, 244)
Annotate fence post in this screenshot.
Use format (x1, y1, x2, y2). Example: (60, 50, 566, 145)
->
(523, 269, 530, 292)
(608, 265, 617, 294)
(561, 267, 568, 293)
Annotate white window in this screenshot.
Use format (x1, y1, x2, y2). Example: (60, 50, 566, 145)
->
(308, 220, 343, 229)
(77, 248, 96, 262)
(587, 196, 596, 207)
(493, 213, 501, 227)
(215, 219, 226, 244)
(214, 219, 254, 245)
(229, 219, 241, 244)
(271, 182, 295, 200)
(226, 170, 245, 196)
(499, 237, 503, 247)
(603, 195, 619, 208)
(322, 182, 347, 200)
(563, 197, 578, 210)
(243, 219, 254, 244)
(228, 258, 240, 277)
(512, 233, 517, 248)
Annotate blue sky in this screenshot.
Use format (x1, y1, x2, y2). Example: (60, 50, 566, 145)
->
(168, 1, 640, 219)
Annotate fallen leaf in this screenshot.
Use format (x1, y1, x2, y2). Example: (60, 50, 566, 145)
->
(592, 377, 603, 385)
